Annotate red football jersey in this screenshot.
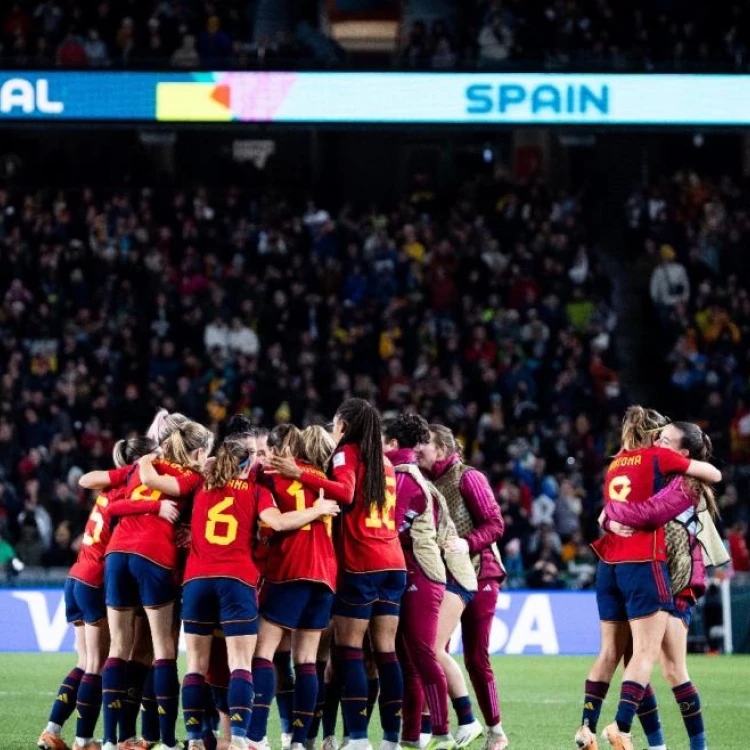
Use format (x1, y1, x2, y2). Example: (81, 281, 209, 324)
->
(183, 477, 265, 587)
(592, 446, 691, 563)
(68, 483, 161, 587)
(260, 462, 338, 590)
(299, 444, 405, 574)
(106, 459, 203, 570)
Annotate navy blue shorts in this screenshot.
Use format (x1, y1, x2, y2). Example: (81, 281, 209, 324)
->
(333, 570, 406, 620)
(261, 581, 334, 631)
(672, 596, 695, 628)
(183, 577, 258, 637)
(596, 560, 674, 622)
(105, 552, 175, 609)
(65, 577, 106, 625)
(446, 580, 475, 608)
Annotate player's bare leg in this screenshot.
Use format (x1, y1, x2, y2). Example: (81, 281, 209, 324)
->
(435, 592, 482, 749)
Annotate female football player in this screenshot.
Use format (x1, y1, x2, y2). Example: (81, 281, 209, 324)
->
(603, 421, 724, 750)
(269, 399, 406, 750)
(181, 432, 339, 750)
(416, 425, 506, 750)
(576, 407, 721, 750)
(247, 424, 339, 750)
(81, 420, 214, 750)
(37, 437, 168, 750)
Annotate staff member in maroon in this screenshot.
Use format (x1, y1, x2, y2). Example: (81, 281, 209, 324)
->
(384, 414, 453, 750)
(417, 425, 508, 750)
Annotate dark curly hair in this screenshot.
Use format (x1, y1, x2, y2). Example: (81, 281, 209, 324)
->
(383, 413, 430, 449)
(225, 415, 254, 437)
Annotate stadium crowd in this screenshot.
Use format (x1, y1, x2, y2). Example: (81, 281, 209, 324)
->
(0, 0, 324, 69)
(634, 169, 750, 572)
(0, 173, 624, 589)
(4, 0, 750, 71)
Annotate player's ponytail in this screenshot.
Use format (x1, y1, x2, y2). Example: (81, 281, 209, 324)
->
(302, 425, 336, 471)
(112, 436, 159, 468)
(672, 421, 719, 519)
(268, 423, 306, 460)
(147, 409, 190, 444)
(620, 405, 669, 451)
(205, 435, 250, 490)
(336, 398, 386, 512)
(162, 421, 214, 472)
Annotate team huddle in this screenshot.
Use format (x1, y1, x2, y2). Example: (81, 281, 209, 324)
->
(35, 400, 728, 750)
(37, 398, 508, 750)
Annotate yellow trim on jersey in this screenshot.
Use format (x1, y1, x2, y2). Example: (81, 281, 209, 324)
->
(262, 576, 336, 592)
(105, 549, 174, 570)
(183, 574, 258, 588)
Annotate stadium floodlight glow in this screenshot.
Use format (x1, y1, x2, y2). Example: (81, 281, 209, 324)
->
(3, 71, 750, 125)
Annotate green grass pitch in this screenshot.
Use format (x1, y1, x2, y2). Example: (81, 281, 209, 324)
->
(0, 654, 748, 750)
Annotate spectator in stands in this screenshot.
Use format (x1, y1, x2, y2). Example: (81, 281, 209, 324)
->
(198, 15, 231, 66)
(16, 520, 44, 566)
(727, 521, 750, 572)
(171, 33, 199, 68)
(649, 243, 691, 321)
(477, 12, 514, 63)
(42, 520, 75, 568)
(18, 492, 52, 549)
(83, 27, 109, 67)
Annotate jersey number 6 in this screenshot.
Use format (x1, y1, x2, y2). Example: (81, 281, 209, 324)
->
(205, 497, 239, 546)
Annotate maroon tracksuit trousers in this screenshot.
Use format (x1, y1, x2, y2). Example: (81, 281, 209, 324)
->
(397, 567, 450, 740)
(461, 578, 501, 726)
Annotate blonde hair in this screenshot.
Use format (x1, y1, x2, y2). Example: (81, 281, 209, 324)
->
(204, 434, 250, 491)
(162, 421, 214, 472)
(148, 409, 190, 444)
(302, 425, 335, 471)
(620, 406, 669, 451)
(429, 423, 461, 458)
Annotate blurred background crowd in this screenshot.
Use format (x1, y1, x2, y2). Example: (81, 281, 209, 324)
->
(3, 0, 750, 71)
(0, 164, 747, 588)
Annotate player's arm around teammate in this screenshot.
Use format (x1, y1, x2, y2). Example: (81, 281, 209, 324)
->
(604, 422, 719, 750)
